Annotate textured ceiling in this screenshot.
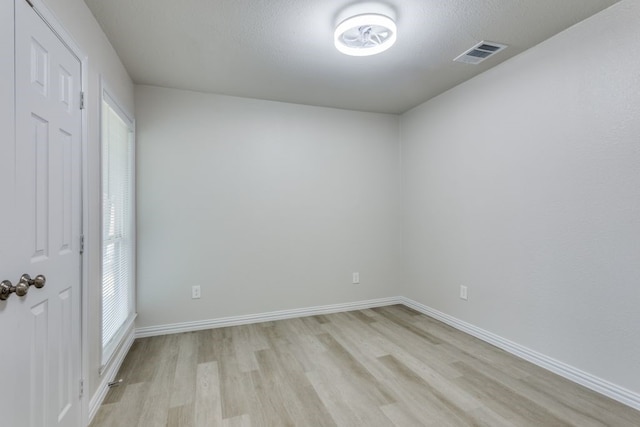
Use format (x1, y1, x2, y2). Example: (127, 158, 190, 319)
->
(84, 0, 619, 114)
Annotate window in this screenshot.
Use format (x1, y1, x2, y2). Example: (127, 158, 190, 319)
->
(101, 88, 135, 368)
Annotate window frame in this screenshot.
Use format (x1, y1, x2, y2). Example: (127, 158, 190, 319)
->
(99, 82, 136, 372)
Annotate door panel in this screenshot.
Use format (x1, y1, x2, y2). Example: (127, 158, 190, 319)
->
(0, 1, 83, 426)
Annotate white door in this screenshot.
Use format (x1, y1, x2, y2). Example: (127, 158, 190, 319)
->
(0, 0, 83, 426)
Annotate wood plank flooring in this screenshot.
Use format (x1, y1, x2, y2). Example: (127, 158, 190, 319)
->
(90, 305, 640, 426)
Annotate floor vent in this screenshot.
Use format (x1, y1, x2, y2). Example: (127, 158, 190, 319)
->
(454, 41, 507, 65)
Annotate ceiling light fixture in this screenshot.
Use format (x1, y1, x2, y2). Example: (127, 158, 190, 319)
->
(334, 12, 397, 57)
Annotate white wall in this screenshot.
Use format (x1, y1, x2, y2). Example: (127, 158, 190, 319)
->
(401, 0, 640, 395)
(135, 86, 401, 328)
(41, 0, 135, 410)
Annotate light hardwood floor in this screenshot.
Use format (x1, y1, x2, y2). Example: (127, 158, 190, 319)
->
(90, 305, 640, 426)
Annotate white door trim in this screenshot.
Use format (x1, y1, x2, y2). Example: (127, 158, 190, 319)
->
(25, 1, 90, 425)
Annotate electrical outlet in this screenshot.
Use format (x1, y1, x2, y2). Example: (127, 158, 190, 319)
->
(192, 285, 201, 299)
(460, 285, 468, 301)
(352, 272, 360, 284)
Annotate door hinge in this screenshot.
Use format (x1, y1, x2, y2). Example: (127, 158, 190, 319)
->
(80, 91, 85, 110)
(79, 379, 84, 399)
(80, 235, 85, 254)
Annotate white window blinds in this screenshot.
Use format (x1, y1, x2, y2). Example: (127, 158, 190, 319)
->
(101, 92, 135, 367)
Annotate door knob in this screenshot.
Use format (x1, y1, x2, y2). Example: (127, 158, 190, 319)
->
(0, 274, 46, 300)
(0, 281, 12, 301)
(20, 274, 46, 289)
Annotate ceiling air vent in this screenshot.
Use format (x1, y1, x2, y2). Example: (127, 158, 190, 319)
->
(454, 41, 507, 65)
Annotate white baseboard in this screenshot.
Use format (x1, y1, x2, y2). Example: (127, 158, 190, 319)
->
(88, 323, 136, 424)
(135, 296, 401, 338)
(399, 296, 640, 412)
